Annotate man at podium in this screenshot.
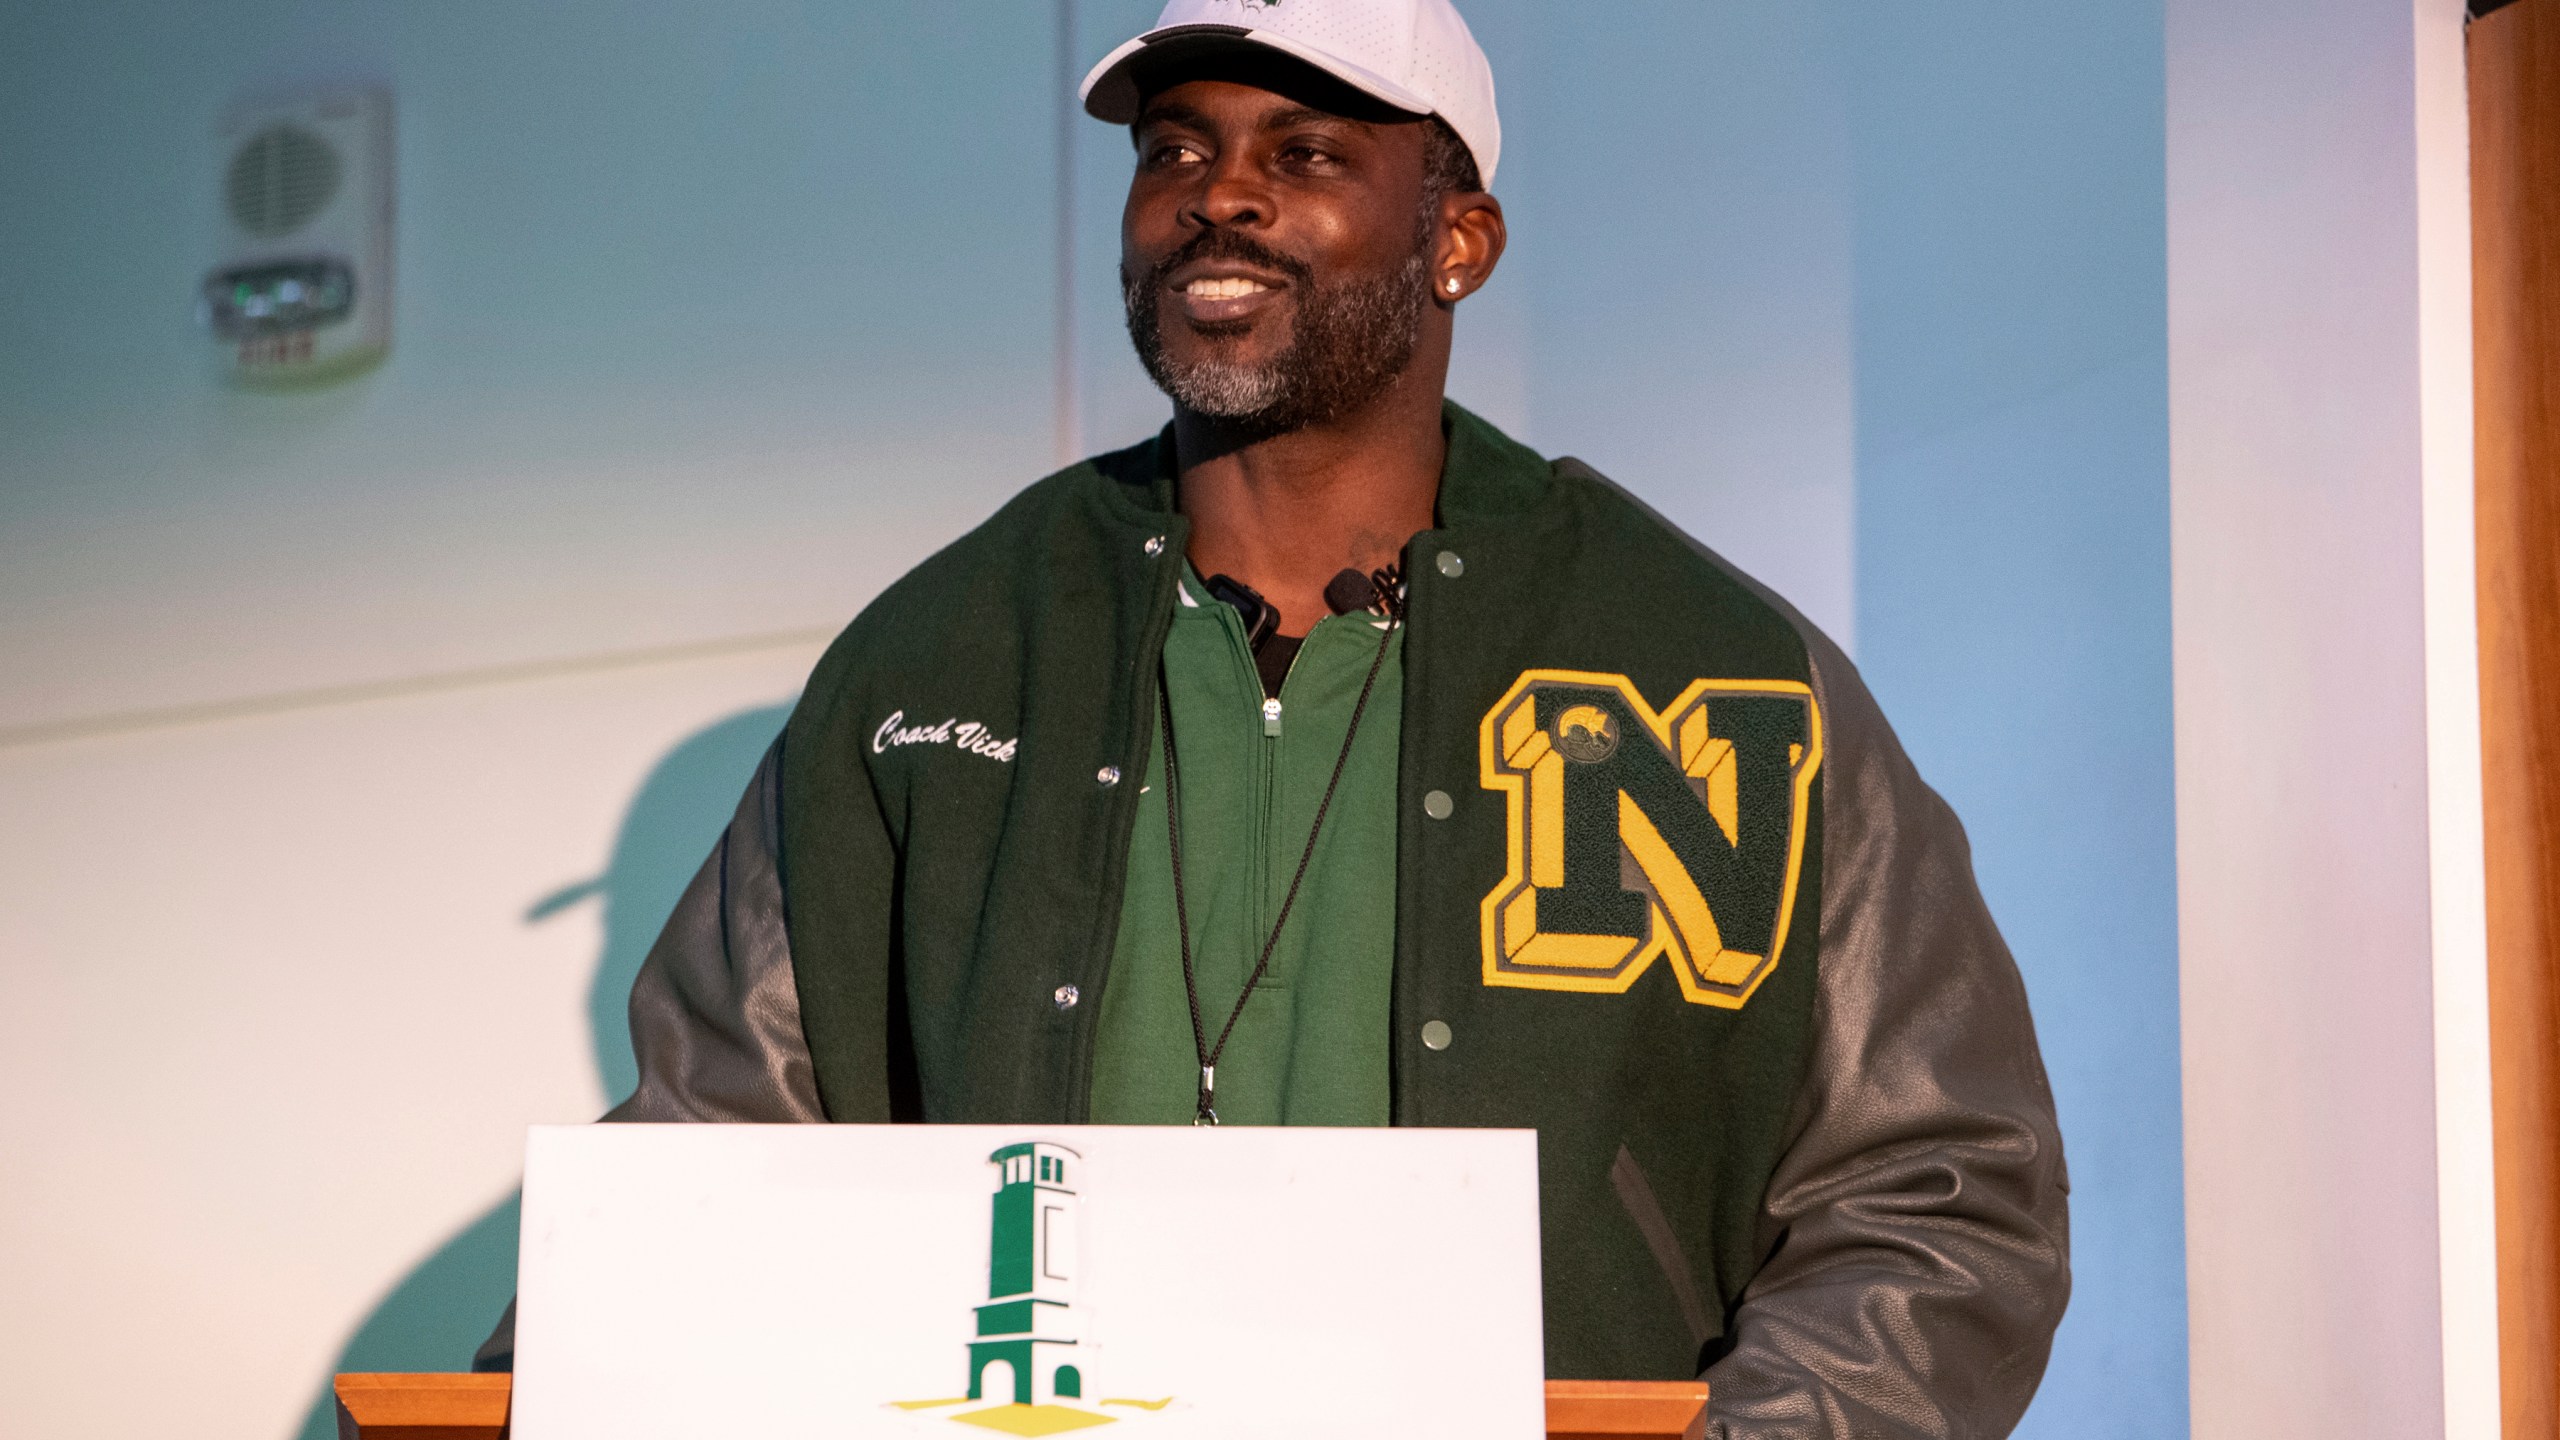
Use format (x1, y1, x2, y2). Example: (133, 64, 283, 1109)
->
(479, 2, 2070, 1434)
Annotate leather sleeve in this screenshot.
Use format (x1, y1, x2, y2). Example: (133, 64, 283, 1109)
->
(603, 737, 824, 1125)
(1699, 626, 2072, 1438)
(471, 740, 823, 1371)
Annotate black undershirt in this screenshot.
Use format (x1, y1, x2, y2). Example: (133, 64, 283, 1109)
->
(1254, 633, 1303, 701)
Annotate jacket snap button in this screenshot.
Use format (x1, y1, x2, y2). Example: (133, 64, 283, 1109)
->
(1421, 1020, 1453, 1051)
(1097, 766, 1122, 787)
(1423, 789, 1454, 820)
(1436, 550, 1464, 578)
(1143, 535, 1166, 557)
(1054, 984, 1080, 1010)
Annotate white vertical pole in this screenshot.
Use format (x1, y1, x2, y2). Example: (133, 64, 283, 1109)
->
(2414, 2, 2499, 1436)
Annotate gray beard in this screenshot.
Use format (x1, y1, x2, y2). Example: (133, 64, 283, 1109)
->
(1123, 247, 1430, 434)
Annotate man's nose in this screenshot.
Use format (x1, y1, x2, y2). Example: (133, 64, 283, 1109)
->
(1185, 150, 1271, 231)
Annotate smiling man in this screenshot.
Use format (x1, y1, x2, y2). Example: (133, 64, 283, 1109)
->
(477, 2, 2069, 1434)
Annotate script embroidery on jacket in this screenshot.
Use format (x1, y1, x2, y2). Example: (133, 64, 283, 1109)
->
(873, 710, 1020, 763)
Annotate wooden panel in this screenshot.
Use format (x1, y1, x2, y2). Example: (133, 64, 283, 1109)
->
(332, 1375, 1709, 1439)
(2472, 4, 2560, 1437)
(332, 1374, 512, 1440)
(1543, 1379, 1713, 1440)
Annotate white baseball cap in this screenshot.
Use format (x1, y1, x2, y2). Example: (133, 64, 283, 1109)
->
(1079, 0, 1501, 188)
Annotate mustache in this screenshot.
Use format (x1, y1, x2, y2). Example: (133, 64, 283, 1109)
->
(1135, 228, 1316, 295)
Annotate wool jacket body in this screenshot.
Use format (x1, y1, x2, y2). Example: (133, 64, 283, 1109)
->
(481, 406, 2070, 1439)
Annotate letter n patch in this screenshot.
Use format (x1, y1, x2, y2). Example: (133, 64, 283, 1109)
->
(1477, 670, 1821, 1009)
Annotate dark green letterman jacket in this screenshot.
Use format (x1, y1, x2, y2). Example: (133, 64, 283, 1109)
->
(482, 406, 2069, 1439)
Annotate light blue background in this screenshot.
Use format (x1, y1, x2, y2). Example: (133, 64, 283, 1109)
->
(1, 2, 2180, 1435)
(1845, 7, 2181, 1434)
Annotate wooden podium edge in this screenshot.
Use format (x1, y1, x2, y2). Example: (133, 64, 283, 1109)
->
(333, 1374, 511, 1440)
(332, 1374, 1708, 1438)
(1543, 1379, 1714, 1439)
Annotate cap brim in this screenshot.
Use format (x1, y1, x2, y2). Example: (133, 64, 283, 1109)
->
(1080, 24, 1434, 126)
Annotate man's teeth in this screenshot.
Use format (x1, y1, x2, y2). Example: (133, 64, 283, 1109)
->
(1185, 277, 1271, 300)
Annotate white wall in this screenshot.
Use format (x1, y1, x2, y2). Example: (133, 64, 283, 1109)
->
(0, 6, 1061, 739)
(2165, 0, 2492, 1435)
(0, 648, 815, 1439)
(0, 7, 1058, 1437)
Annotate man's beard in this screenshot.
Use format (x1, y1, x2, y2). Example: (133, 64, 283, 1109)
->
(1123, 229, 1429, 435)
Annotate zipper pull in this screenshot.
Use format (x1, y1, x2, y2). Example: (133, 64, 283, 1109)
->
(1262, 697, 1283, 738)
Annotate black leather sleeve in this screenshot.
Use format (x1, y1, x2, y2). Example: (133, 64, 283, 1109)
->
(604, 737, 824, 1125)
(1699, 623, 2072, 1438)
(470, 740, 823, 1371)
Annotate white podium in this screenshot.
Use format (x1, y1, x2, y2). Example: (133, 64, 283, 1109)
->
(510, 1125, 1552, 1440)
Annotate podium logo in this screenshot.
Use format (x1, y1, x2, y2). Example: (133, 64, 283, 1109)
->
(892, 1143, 1174, 1435)
(1478, 670, 1821, 1009)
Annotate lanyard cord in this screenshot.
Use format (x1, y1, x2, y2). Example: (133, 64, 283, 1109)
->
(1159, 587, 1403, 1125)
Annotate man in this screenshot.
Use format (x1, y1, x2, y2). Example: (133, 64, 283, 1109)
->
(480, 2, 2070, 1433)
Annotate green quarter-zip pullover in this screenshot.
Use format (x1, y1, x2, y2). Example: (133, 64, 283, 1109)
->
(1088, 569, 1405, 1125)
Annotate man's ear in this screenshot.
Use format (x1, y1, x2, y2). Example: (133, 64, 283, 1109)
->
(1433, 191, 1507, 305)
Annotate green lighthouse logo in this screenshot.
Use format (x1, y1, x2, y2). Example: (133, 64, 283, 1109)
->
(893, 1142, 1173, 1435)
(968, 1142, 1085, 1407)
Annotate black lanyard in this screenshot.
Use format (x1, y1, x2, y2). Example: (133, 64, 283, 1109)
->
(1157, 580, 1402, 1124)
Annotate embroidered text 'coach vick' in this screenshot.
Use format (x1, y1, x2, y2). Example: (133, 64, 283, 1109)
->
(873, 711, 1020, 763)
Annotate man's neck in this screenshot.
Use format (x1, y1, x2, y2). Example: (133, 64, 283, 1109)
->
(1172, 372, 1446, 639)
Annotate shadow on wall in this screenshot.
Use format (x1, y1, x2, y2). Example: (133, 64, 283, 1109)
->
(289, 702, 794, 1440)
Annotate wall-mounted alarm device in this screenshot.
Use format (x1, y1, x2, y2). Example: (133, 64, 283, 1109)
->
(201, 88, 393, 385)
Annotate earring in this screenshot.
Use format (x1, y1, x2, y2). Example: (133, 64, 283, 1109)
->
(1444, 276, 1462, 294)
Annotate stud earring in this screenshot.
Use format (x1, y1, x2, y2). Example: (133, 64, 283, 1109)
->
(1444, 276, 1462, 294)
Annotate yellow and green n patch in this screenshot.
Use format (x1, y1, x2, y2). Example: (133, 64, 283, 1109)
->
(1477, 671, 1820, 1009)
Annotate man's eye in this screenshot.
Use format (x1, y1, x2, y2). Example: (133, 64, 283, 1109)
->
(1280, 144, 1338, 168)
(1148, 143, 1204, 166)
